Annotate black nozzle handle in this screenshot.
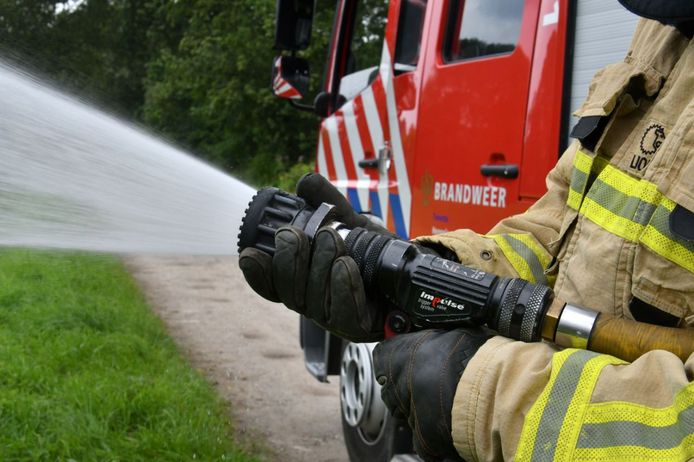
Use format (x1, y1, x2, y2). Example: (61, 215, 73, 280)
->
(490, 279, 552, 342)
(238, 188, 343, 256)
(238, 188, 553, 344)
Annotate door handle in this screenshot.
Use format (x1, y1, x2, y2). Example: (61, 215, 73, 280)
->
(480, 164, 519, 179)
(359, 142, 392, 174)
(358, 158, 379, 169)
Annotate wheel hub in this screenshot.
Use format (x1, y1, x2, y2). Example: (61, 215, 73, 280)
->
(340, 342, 387, 442)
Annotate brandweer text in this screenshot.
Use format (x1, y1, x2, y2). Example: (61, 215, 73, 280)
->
(434, 182, 507, 208)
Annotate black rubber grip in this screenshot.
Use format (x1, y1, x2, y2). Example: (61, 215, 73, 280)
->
(351, 230, 379, 273)
(496, 279, 525, 338)
(344, 228, 367, 254)
(363, 234, 392, 287)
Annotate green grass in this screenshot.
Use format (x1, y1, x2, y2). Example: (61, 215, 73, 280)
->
(0, 250, 260, 462)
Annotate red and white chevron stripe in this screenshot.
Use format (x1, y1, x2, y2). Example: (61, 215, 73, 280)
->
(316, 44, 411, 237)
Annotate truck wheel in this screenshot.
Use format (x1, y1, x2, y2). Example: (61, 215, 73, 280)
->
(340, 342, 414, 461)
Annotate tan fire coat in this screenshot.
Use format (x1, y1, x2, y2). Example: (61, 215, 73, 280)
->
(417, 19, 694, 461)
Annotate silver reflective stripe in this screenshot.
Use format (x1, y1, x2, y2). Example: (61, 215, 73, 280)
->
(578, 405, 694, 449)
(570, 167, 589, 199)
(530, 350, 600, 461)
(502, 235, 549, 285)
(586, 178, 658, 225)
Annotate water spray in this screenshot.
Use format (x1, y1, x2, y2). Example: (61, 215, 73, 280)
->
(0, 62, 255, 255)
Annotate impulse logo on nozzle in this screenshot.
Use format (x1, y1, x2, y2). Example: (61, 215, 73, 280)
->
(418, 291, 465, 311)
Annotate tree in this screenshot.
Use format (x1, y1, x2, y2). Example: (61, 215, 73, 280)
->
(142, 0, 335, 185)
(0, 0, 172, 118)
(0, 0, 387, 187)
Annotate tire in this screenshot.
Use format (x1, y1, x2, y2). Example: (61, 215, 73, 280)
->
(339, 341, 414, 461)
(341, 404, 396, 461)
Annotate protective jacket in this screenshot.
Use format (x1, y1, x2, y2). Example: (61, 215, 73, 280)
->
(417, 19, 694, 461)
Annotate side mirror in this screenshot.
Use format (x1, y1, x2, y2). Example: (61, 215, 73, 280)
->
(275, 0, 314, 51)
(272, 55, 310, 100)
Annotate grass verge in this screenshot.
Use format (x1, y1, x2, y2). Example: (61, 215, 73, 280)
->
(0, 250, 259, 462)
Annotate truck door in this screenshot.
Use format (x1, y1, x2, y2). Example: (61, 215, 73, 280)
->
(316, 0, 427, 239)
(410, 0, 539, 236)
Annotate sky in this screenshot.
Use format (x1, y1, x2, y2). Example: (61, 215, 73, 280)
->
(55, 0, 85, 14)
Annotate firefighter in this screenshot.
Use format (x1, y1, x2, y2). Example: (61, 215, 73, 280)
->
(239, 1, 694, 460)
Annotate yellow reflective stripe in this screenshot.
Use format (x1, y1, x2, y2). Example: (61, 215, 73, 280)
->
(512, 233, 553, 268)
(583, 383, 694, 427)
(596, 165, 662, 205)
(580, 196, 645, 241)
(642, 225, 694, 274)
(567, 188, 583, 211)
(566, 151, 694, 274)
(574, 150, 594, 174)
(512, 233, 556, 286)
(515, 350, 626, 462)
(553, 354, 626, 461)
(573, 434, 694, 462)
(572, 435, 694, 462)
(660, 197, 677, 213)
(567, 151, 594, 211)
(516, 349, 576, 461)
(489, 233, 553, 285)
(640, 199, 694, 274)
(568, 151, 609, 211)
(490, 234, 536, 283)
(578, 384, 694, 460)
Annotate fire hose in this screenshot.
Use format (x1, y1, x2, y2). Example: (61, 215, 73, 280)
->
(237, 187, 694, 362)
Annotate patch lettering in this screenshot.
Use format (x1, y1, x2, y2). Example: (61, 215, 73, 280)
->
(630, 124, 666, 172)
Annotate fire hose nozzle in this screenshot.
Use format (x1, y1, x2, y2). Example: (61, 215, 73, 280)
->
(238, 187, 694, 362)
(238, 187, 552, 342)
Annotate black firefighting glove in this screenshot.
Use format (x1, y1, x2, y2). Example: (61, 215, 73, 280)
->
(239, 173, 392, 342)
(293, 172, 396, 234)
(373, 328, 492, 462)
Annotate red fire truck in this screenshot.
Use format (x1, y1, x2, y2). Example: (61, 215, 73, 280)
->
(272, 1, 639, 460)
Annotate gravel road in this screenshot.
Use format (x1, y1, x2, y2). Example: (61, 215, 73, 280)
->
(126, 255, 349, 462)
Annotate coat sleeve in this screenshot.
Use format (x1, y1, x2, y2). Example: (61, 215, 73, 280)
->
(452, 337, 694, 462)
(415, 142, 580, 287)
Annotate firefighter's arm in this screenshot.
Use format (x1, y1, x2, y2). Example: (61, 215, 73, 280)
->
(453, 337, 694, 462)
(416, 142, 579, 285)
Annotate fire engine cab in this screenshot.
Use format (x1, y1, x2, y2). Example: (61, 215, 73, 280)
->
(271, 1, 640, 460)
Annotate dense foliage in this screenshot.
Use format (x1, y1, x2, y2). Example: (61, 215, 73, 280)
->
(0, 0, 338, 186)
